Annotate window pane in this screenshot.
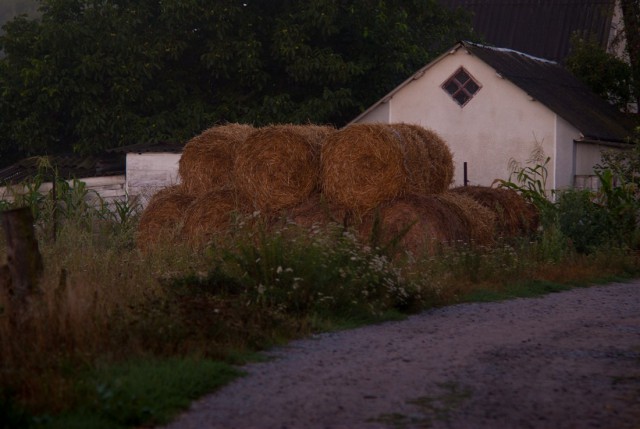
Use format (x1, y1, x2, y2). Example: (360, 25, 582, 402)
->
(444, 81, 459, 95)
(465, 80, 479, 94)
(453, 91, 469, 105)
(455, 70, 470, 84)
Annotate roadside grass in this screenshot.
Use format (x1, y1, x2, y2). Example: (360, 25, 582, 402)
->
(1, 214, 639, 429)
(35, 358, 243, 429)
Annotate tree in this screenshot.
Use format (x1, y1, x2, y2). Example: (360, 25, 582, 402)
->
(0, 0, 473, 166)
(566, 0, 640, 113)
(621, 0, 640, 109)
(565, 34, 635, 111)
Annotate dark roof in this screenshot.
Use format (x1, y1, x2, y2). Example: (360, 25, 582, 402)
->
(440, 0, 616, 62)
(107, 141, 185, 154)
(0, 154, 125, 185)
(463, 41, 635, 143)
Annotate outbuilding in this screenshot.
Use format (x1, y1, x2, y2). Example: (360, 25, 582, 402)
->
(107, 141, 184, 208)
(352, 41, 636, 191)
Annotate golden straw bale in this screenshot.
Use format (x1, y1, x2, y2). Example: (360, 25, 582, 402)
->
(178, 123, 255, 196)
(450, 186, 539, 237)
(182, 190, 250, 246)
(234, 124, 330, 213)
(390, 123, 454, 194)
(357, 196, 462, 256)
(321, 123, 406, 214)
(136, 185, 195, 251)
(437, 192, 496, 246)
(358, 193, 494, 256)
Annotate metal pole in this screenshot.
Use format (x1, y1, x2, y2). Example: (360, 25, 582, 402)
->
(464, 162, 468, 187)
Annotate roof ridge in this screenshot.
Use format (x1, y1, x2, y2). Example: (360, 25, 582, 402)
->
(462, 41, 557, 64)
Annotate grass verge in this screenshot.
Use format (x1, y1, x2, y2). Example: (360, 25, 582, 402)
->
(1, 220, 639, 428)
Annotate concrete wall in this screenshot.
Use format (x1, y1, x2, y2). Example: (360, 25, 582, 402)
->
(574, 142, 628, 190)
(126, 152, 181, 207)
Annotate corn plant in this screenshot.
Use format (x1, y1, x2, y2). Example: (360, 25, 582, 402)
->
(498, 155, 557, 229)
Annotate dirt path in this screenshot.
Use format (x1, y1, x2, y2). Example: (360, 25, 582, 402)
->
(164, 281, 640, 429)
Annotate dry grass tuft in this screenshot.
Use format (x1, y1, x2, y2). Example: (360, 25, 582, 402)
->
(450, 185, 539, 237)
(136, 185, 195, 251)
(234, 124, 335, 213)
(178, 123, 255, 196)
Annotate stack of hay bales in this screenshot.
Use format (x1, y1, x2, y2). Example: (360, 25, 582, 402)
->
(137, 123, 337, 249)
(321, 122, 496, 254)
(136, 123, 254, 249)
(137, 121, 538, 255)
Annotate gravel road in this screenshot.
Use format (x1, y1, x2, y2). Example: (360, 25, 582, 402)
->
(164, 281, 640, 429)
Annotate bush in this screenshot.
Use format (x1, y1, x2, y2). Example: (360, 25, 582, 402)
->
(556, 189, 616, 253)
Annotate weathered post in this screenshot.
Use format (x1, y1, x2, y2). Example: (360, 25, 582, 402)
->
(1, 207, 43, 322)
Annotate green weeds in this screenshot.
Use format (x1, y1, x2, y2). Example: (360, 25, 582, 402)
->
(1, 165, 640, 428)
(34, 358, 242, 429)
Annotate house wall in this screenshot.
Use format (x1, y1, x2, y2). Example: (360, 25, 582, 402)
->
(554, 116, 579, 190)
(126, 152, 181, 207)
(356, 47, 561, 189)
(574, 142, 629, 190)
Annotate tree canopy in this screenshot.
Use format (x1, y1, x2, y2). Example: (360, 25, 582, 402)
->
(566, 0, 640, 115)
(0, 0, 474, 167)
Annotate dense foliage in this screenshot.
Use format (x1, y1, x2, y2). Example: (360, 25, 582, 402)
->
(500, 131, 640, 254)
(0, 0, 474, 167)
(566, 34, 636, 112)
(566, 0, 640, 113)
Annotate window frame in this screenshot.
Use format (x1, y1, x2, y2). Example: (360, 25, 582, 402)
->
(441, 67, 482, 107)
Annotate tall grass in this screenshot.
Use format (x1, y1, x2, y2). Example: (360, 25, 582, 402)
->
(1, 173, 639, 427)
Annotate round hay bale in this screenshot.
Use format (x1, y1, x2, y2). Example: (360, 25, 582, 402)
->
(450, 186, 539, 237)
(182, 190, 250, 246)
(437, 192, 495, 246)
(234, 124, 331, 213)
(358, 193, 495, 256)
(390, 123, 454, 194)
(136, 185, 195, 251)
(321, 123, 406, 214)
(178, 123, 255, 196)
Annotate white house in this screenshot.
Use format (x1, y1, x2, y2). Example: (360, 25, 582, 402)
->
(352, 41, 636, 191)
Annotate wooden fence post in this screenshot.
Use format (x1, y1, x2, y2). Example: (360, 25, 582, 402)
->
(1, 207, 43, 322)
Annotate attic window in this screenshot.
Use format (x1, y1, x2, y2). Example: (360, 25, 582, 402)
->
(442, 67, 481, 107)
